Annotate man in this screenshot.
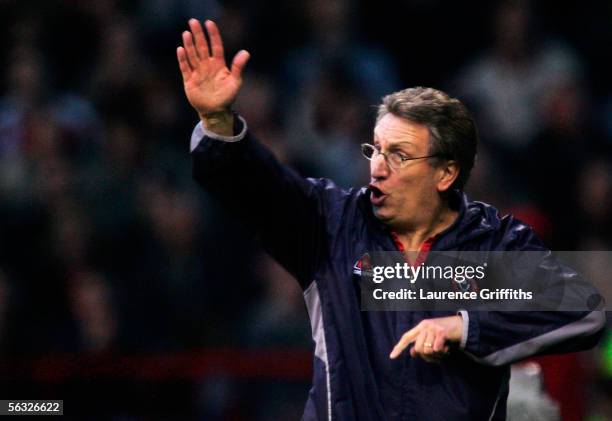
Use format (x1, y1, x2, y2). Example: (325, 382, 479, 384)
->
(177, 19, 605, 420)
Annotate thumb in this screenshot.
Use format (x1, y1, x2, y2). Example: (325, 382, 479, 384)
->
(231, 50, 250, 79)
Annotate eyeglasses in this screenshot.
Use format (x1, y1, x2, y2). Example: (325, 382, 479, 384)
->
(360, 143, 440, 171)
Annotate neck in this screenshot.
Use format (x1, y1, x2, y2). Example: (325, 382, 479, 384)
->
(394, 200, 458, 252)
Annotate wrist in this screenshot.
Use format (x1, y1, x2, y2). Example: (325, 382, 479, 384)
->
(453, 315, 464, 341)
(446, 315, 463, 342)
(199, 109, 234, 136)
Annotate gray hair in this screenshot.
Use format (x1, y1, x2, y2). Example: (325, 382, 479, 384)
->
(377, 87, 478, 191)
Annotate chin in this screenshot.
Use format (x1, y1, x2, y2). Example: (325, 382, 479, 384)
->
(372, 206, 394, 223)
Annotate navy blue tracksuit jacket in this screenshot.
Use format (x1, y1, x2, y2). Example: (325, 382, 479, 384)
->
(190, 118, 606, 420)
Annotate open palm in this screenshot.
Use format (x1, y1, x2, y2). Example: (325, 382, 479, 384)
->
(177, 19, 250, 117)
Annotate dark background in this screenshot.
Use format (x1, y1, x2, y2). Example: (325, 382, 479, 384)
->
(0, 0, 611, 419)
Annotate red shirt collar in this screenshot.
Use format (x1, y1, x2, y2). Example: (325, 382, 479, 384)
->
(390, 231, 437, 266)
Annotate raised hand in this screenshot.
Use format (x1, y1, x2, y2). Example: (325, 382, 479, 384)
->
(177, 19, 250, 120)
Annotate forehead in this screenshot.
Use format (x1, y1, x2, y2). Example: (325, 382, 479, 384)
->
(373, 114, 430, 150)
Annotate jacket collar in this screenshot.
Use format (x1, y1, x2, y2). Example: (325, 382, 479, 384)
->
(361, 188, 500, 251)
(433, 191, 500, 250)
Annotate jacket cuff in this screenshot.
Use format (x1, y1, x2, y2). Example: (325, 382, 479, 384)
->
(460, 311, 480, 353)
(457, 310, 469, 349)
(190, 115, 248, 152)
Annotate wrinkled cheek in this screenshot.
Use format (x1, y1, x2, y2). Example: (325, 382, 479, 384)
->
(397, 188, 419, 212)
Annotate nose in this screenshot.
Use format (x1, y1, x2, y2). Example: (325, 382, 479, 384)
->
(370, 152, 390, 180)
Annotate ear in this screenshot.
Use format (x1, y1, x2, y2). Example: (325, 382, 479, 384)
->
(436, 161, 460, 193)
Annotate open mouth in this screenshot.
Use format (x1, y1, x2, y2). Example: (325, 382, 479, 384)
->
(369, 184, 387, 206)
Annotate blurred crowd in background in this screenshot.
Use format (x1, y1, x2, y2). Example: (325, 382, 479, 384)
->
(0, 0, 611, 419)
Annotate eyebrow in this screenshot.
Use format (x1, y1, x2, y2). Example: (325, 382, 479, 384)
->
(373, 137, 416, 148)
(389, 141, 415, 147)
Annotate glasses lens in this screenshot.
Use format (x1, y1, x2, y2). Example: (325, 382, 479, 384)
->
(387, 152, 402, 169)
(361, 144, 375, 159)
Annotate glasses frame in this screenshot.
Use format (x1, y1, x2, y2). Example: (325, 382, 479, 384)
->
(360, 143, 440, 172)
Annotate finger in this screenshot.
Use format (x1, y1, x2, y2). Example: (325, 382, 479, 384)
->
(182, 31, 200, 67)
(189, 18, 211, 58)
(431, 346, 450, 362)
(422, 331, 436, 355)
(411, 331, 428, 358)
(176, 47, 192, 80)
(230, 50, 250, 79)
(390, 327, 419, 359)
(432, 331, 446, 353)
(205, 20, 225, 59)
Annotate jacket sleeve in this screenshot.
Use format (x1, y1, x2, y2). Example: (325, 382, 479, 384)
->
(191, 117, 329, 288)
(461, 218, 607, 366)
